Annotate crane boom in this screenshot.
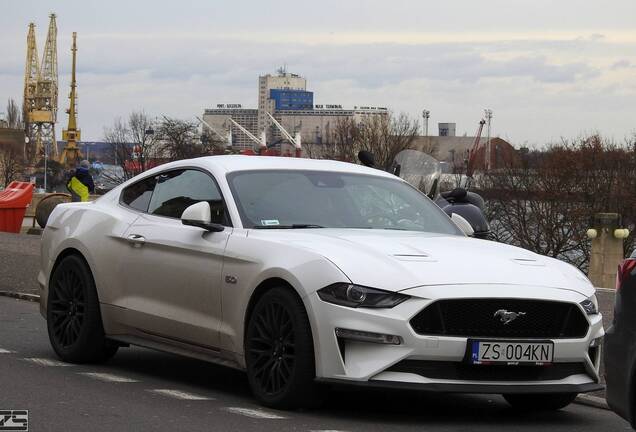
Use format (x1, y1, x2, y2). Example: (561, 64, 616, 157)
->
(466, 119, 486, 178)
(196, 116, 232, 147)
(227, 117, 265, 148)
(266, 112, 300, 148)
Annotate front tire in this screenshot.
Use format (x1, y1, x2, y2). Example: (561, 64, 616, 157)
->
(503, 393, 577, 411)
(245, 287, 322, 409)
(47, 254, 118, 363)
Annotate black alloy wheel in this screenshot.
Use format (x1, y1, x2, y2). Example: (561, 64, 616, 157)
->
(47, 254, 118, 363)
(49, 264, 86, 348)
(248, 301, 295, 395)
(245, 287, 324, 409)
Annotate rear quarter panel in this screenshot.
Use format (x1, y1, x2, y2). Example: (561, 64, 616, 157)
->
(39, 197, 140, 316)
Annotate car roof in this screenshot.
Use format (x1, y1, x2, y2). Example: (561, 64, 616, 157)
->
(193, 155, 397, 178)
(103, 155, 400, 201)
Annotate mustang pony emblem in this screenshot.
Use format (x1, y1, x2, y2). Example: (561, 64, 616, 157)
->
(493, 309, 526, 325)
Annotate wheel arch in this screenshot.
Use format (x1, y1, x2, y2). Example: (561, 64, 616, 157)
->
(243, 277, 304, 336)
(242, 277, 320, 367)
(49, 247, 97, 297)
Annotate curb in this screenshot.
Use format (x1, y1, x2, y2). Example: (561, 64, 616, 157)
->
(0, 291, 40, 303)
(575, 394, 609, 410)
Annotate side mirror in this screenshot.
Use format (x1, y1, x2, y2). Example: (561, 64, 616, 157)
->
(181, 201, 225, 232)
(451, 213, 475, 237)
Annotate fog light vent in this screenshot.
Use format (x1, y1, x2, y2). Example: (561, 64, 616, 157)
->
(335, 328, 402, 345)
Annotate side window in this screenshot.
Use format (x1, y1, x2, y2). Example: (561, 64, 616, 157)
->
(148, 169, 229, 225)
(121, 176, 156, 212)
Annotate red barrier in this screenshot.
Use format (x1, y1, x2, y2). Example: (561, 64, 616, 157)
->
(0, 182, 34, 233)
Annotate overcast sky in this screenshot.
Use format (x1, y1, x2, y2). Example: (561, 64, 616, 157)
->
(1, 0, 635, 146)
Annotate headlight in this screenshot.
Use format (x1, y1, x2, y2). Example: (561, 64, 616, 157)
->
(580, 295, 599, 315)
(317, 283, 409, 308)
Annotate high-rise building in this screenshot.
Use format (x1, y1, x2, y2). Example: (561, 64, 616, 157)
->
(258, 70, 310, 133)
(202, 69, 388, 151)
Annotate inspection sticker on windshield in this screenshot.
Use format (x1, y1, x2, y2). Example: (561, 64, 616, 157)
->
(260, 219, 280, 226)
(469, 340, 553, 365)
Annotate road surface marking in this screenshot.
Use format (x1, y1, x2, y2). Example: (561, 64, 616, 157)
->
(24, 358, 72, 367)
(148, 389, 214, 400)
(223, 407, 287, 419)
(79, 372, 139, 383)
(0, 348, 14, 354)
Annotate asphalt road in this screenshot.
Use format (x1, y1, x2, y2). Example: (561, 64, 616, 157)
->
(0, 231, 619, 402)
(0, 232, 40, 295)
(0, 296, 630, 432)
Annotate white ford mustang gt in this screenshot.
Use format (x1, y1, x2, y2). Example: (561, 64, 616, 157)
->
(39, 155, 603, 410)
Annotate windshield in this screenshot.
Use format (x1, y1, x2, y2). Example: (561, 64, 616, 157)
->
(227, 169, 462, 235)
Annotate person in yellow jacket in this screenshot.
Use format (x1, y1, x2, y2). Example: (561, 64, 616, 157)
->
(66, 160, 95, 202)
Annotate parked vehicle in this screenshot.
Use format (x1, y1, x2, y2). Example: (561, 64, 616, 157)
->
(604, 252, 636, 427)
(392, 149, 491, 239)
(39, 155, 603, 409)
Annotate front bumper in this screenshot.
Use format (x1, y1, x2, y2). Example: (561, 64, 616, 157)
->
(306, 284, 604, 394)
(317, 377, 604, 394)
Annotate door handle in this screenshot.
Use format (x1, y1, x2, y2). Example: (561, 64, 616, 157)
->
(127, 234, 146, 247)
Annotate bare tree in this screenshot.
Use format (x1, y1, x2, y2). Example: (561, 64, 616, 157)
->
(200, 129, 229, 155)
(128, 111, 158, 173)
(6, 99, 23, 129)
(479, 135, 636, 271)
(103, 111, 159, 182)
(0, 145, 22, 187)
(305, 112, 419, 168)
(157, 117, 202, 161)
(304, 117, 359, 162)
(357, 112, 419, 171)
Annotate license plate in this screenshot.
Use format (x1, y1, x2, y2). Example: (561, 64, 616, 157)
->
(469, 340, 553, 365)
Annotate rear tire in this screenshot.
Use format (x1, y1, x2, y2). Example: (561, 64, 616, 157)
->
(503, 393, 577, 411)
(47, 254, 118, 363)
(245, 286, 324, 409)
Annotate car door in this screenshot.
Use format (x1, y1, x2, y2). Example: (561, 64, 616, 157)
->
(120, 168, 231, 349)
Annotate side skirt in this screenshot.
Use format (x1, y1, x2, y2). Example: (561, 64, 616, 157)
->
(108, 332, 243, 371)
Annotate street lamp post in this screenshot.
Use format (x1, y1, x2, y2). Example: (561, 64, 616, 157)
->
(484, 109, 493, 171)
(422, 109, 430, 136)
(142, 127, 154, 171)
(44, 140, 48, 192)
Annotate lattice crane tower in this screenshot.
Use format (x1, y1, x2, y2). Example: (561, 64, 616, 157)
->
(60, 32, 82, 168)
(23, 14, 59, 162)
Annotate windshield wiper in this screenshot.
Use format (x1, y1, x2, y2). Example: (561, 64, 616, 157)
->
(253, 224, 325, 229)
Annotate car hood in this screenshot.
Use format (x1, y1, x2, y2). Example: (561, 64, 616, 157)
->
(251, 229, 594, 296)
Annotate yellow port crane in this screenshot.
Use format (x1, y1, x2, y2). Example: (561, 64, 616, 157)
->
(59, 32, 82, 168)
(23, 14, 59, 162)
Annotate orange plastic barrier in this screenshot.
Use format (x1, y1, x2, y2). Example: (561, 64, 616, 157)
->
(0, 182, 34, 233)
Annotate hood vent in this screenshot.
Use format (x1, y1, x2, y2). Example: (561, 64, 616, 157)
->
(512, 257, 545, 267)
(393, 253, 437, 262)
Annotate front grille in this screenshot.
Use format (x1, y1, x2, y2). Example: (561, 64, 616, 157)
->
(410, 298, 589, 339)
(387, 360, 587, 381)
